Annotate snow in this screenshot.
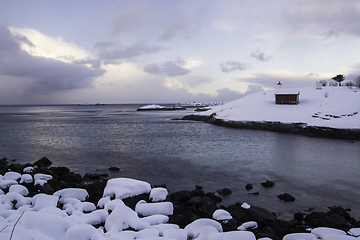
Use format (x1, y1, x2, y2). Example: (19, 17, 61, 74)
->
(4, 172, 21, 181)
(138, 104, 167, 110)
(349, 228, 360, 237)
(311, 227, 347, 239)
(184, 218, 223, 238)
(212, 209, 232, 221)
(237, 221, 258, 231)
(282, 233, 317, 240)
(103, 178, 151, 199)
(0, 174, 357, 240)
(135, 200, 173, 216)
(53, 188, 89, 202)
(199, 87, 360, 129)
(150, 187, 168, 202)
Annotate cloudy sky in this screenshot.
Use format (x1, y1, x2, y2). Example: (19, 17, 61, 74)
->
(0, 0, 359, 104)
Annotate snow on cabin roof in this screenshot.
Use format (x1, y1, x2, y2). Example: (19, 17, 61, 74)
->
(274, 90, 300, 95)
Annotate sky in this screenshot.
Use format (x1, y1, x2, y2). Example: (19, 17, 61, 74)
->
(0, 0, 359, 104)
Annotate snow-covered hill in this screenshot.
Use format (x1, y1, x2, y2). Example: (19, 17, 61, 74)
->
(200, 87, 360, 129)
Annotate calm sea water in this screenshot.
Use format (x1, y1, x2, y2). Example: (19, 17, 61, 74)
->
(0, 104, 359, 220)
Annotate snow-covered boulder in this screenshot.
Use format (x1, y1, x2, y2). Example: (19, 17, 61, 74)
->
(19, 174, 33, 184)
(32, 194, 59, 211)
(3, 171, 21, 181)
(185, 218, 223, 239)
(150, 187, 168, 202)
(213, 209, 232, 221)
(311, 227, 346, 239)
(9, 184, 29, 196)
(53, 188, 89, 202)
(283, 233, 318, 240)
(135, 200, 173, 216)
(103, 178, 151, 199)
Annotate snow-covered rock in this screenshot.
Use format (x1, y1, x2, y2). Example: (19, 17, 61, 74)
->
(311, 227, 346, 239)
(103, 178, 151, 199)
(185, 218, 223, 239)
(53, 188, 89, 202)
(150, 187, 168, 202)
(212, 209, 232, 221)
(135, 200, 173, 216)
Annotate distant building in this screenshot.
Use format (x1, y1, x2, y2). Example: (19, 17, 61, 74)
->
(274, 91, 300, 104)
(276, 81, 282, 89)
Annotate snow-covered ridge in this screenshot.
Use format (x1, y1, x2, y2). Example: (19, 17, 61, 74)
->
(198, 87, 360, 129)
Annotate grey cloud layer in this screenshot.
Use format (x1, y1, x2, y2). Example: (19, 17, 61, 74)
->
(220, 61, 246, 73)
(251, 50, 272, 62)
(143, 58, 190, 77)
(93, 41, 163, 63)
(0, 24, 106, 94)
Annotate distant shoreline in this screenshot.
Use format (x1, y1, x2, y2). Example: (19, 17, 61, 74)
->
(181, 114, 360, 140)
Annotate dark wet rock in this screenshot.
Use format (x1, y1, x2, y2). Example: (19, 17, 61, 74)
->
(169, 190, 191, 204)
(58, 172, 82, 183)
(205, 192, 222, 203)
(153, 184, 167, 188)
(316, 213, 347, 228)
(304, 211, 326, 224)
(245, 183, 253, 190)
(122, 193, 150, 210)
(221, 218, 240, 232)
(256, 226, 281, 240)
(216, 188, 232, 196)
(261, 180, 275, 188)
(173, 211, 200, 229)
(294, 212, 304, 221)
(9, 163, 28, 173)
(277, 193, 295, 202)
(249, 192, 260, 195)
(196, 199, 218, 218)
(195, 185, 203, 190)
(246, 206, 278, 228)
(34, 157, 52, 168)
(190, 189, 205, 197)
(268, 220, 292, 239)
(327, 206, 351, 220)
(50, 166, 70, 176)
(83, 173, 102, 180)
(76, 180, 107, 204)
(181, 114, 360, 140)
(187, 196, 208, 208)
(108, 167, 120, 171)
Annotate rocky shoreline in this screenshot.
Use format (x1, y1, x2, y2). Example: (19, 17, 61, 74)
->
(181, 114, 360, 140)
(1, 157, 359, 240)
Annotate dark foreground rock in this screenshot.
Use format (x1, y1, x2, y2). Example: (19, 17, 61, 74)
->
(181, 114, 360, 140)
(1, 157, 359, 240)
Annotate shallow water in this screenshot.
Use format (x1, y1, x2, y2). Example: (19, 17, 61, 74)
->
(0, 104, 359, 220)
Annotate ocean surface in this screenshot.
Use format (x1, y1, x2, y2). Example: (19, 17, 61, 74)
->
(0, 104, 359, 220)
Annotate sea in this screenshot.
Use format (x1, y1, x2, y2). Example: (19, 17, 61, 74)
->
(0, 104, 359, 220)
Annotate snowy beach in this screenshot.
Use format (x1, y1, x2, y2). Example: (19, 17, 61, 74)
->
(1, 157, 360, 240)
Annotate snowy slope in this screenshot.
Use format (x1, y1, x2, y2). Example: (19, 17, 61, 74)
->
(200, 87, 360, 129)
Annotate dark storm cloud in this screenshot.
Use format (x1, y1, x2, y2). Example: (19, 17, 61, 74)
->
(93, 41, 163, 63)
(0, 24, 106, 93)
(250, 50, 272, 62)
(143, 58, 190, 77)
(158, 21, 200, 42)
(73, 57, 102, 69)
(220, 61, 246, 73)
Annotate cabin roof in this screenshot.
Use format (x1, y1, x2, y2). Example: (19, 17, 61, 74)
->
(274, 90, 300, 95)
